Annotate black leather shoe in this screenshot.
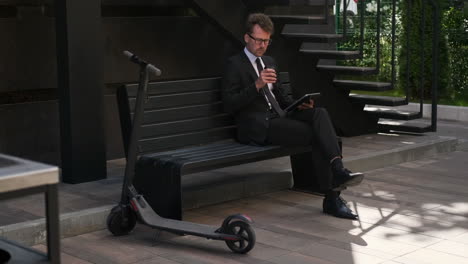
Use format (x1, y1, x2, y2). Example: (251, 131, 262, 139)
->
(331, 159, 364, 191)
(323, 196, 358, 220)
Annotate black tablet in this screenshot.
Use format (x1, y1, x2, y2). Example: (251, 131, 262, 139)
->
(284, 92, 321, 113)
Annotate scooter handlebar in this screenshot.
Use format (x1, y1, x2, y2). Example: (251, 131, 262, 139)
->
(123, 50, 162, 76)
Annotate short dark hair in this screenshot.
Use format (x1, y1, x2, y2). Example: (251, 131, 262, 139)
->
(245, 13, 274, 35)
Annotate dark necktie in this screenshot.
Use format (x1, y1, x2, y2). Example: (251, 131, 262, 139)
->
(255, 58, 286, 117)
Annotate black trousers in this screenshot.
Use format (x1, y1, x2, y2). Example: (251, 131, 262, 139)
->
(266, 107, 342, 191)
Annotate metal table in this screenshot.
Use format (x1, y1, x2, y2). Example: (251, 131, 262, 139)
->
(0, 154, 60, 264)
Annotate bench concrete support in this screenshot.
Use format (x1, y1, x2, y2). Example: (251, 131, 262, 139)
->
(134, 156, 183, 220)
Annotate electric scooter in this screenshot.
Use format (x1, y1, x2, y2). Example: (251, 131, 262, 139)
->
(106, 51, 256, 254)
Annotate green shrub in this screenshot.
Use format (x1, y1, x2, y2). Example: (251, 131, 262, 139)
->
(443, 7, 468, 100)
(398, 0, 451, 101)
(335, 0, 467, 105)
(337, 0, 402, 84)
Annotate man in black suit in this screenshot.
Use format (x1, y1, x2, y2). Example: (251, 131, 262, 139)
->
(222, 13, 364, 219)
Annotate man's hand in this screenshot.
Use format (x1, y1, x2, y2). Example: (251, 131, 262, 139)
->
(255, 68, 277, 91)
(298, 99, 314, 110)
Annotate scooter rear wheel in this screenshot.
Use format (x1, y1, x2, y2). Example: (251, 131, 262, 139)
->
(225, 221, 255, 254)
(107, 204, 137, 236)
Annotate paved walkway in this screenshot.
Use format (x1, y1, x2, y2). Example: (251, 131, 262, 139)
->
(33, 145, 468, 264)
(0, 120, 463, 227)
(2, 119, 468, 263)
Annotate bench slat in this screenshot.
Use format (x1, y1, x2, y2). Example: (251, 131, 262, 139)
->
(138, 103, 224, 124)
(139, 126, 235, 153)
(161, 144, 260, 159)
(128, 90, 219, 111)
(146, 139, 241, 157)
(279, 72, 290, 83)
(140, 114, 233, 138)
(126, 77, 221, 97)
(175, 146, 275, 161)
(180, 145, 311, 174)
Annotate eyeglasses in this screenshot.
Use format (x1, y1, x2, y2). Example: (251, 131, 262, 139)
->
(247, 34, 272, 45)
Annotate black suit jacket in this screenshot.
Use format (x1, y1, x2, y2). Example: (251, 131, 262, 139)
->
(222, 51, 293, 145)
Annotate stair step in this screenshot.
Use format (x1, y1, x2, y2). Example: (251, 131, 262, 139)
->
(316, 65, 378, 75)
(306, 0, 335, 6)
(254, 0, 335, 6)
(378, 120, 433, 133)
(281, 29, 343, 43)
(364, 107, 422, 120)
(267, 14, 326, 24)
(300, 49, 360, 59)
(349, 94, 407, 106)
(282, 24, 338, 34)
(264, 5, 325, 15)
(333, 80, 392, 91)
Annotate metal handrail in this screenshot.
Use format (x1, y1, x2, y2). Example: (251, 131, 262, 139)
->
(420, 0, 426, 115)
(359, 0, 365, 54)
(325, 0, 329, 24)
(405, 0, 411, 102)
(337, 0, 439, 131)
(390, 0, 396, 91)
(375, 0, 381, 71)
(402, 0, 439, 131)
(342, 0, 348, 37)
(427, 0, 440, 131)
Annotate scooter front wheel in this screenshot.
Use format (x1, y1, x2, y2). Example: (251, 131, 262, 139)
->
(225, 221, 256, 254)
(107, 204, 137, 236)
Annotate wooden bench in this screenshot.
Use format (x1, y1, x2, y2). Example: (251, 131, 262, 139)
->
(117, 74, 339, 220)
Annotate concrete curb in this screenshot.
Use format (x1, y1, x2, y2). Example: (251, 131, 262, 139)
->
(345, 136, 459, 172)
(0, 136, 459, 246)
(1, 206, 113, 246)
(393, 103, 468, 122)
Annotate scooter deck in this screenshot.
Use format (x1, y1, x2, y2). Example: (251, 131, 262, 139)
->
(132, 197, 239, 241)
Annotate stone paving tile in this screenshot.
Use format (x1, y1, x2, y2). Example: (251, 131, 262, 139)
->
(202, 189, 455, 251)
(318, 237, 417, 260)
(378, 170, 468, 194)
(297, 242, 387, 264)
(403, 209, 468, 228)
(341, 188, 427, 214)
(60, 230, 158, 264)
(269, 252, 336, 264)
(427, 240, 468, 258)
(340, 180, 415, 198)
(451, 231, 468, 245)
(385, 216, 468, 239)
(4, 120, 467, 264)
(348, 223, 443, 248)
(146, 236, 289, 264)
(260, 196, 444, 248)
(0, 203, 41, 225)
(251, 227, 314, 251)
(365, 184, 467, 211)
(394, 248, 468, 264)
(260, 191, 458, 244)
(32, 147, 468, 264)
(261, 188, 465, 249)
(33, 244, 94, 264)
(0, 131, 446, 228)
(130, 256, 182, 264)
(342, 147, 371, 157)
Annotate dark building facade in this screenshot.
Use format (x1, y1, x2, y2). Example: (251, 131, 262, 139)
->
(0, 1, 239, 167)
